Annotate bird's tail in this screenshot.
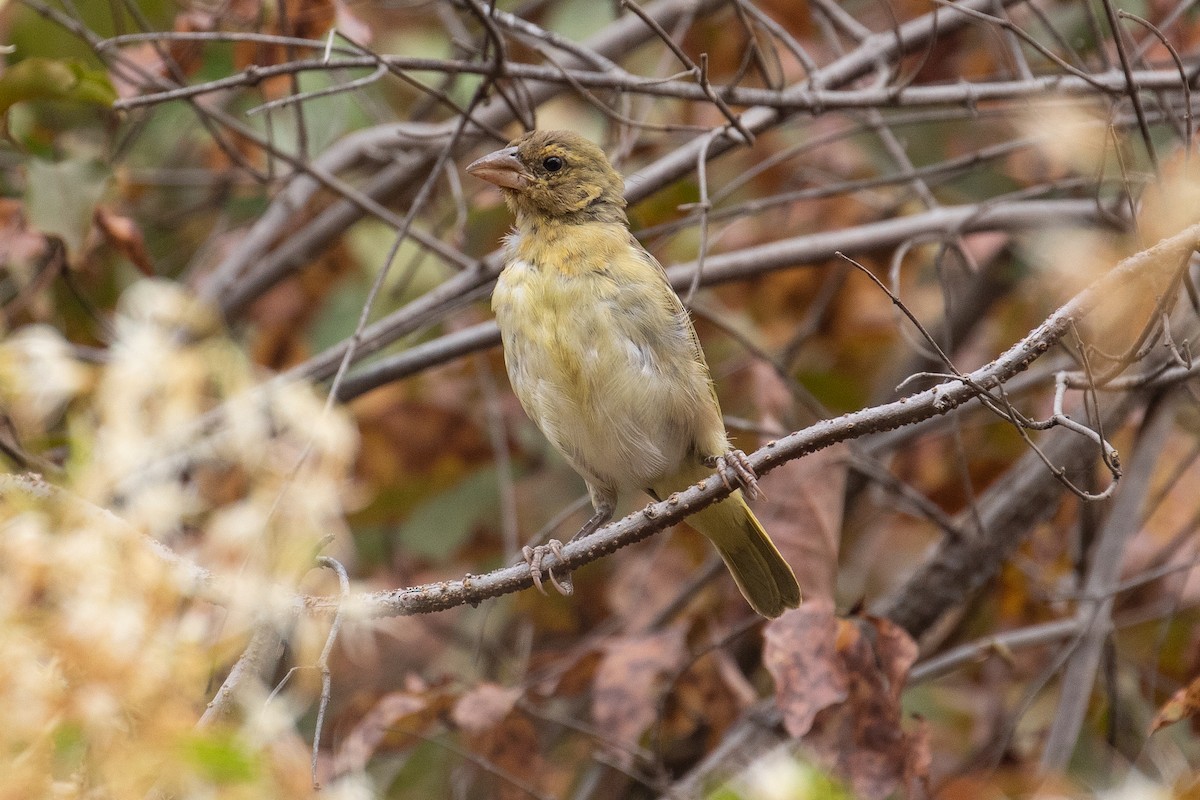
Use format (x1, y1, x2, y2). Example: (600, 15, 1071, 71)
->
(655, 467, 801, 618)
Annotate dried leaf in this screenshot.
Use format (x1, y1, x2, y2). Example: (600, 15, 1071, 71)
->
(592, 627, 687, 764)
(813, 617, 922, 800)
(535, 648, 601, 697)
(0, 198, 57, 323)
(233, 0, 337, 98)
(865, 615, 920, 706)
(169, 11, 216, 77)
(248, 240, 357, 370)
(763, 601, 848, 737)
(0, 199, 49, 264)
(1150, 675, 1200, 734)
(107, 43, 168, 101)
(903, 716, 933, 799)
(93, 207, 154, 276)
(757, 444, 846, 606)
(452, 683, 522, 734)
(605, 538, 700, 629)
(766, 605, 926, 800)
(334, 0, 373, 43)
(333, 686, 451, 775)
(666, 648, 749, 747)
(453, 683, 543, 800)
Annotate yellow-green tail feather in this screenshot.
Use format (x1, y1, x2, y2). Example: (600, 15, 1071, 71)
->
(655, 466, 802, 617)
(693, 492, 801, 617)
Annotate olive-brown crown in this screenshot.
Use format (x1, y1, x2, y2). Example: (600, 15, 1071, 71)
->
(488, 130, 627, 224)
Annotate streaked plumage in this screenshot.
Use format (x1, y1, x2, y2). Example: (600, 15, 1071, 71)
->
(467, 130, 801, 617)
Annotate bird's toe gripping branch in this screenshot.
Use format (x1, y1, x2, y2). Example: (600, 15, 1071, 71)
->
(521, 540, 574, 596)
(706, 450, 764, 501)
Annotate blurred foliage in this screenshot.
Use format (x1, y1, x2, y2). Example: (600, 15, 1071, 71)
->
(1, 0, 1200, 798)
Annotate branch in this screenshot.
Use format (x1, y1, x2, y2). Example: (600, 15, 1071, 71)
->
(302, 221, 1200, 618)
(872, 393, 1136, 636)
(209, 0, 729, 319)
(331, 197, 1117, 400)
(1040, 392, 1178, 771)
(208, 0, 1031, 321)
(112, 54, 1200, 116)
(197, 622, 288, 727)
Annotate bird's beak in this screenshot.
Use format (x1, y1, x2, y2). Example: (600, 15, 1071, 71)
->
(466, 146, 529, 191)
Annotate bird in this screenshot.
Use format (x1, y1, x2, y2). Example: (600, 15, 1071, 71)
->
(466, 129, 801, 618)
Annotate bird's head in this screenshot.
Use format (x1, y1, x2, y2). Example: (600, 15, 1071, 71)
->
(466, 130, 626, 225)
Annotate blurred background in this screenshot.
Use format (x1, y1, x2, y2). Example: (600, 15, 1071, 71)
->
(2, 0, 1200, 797)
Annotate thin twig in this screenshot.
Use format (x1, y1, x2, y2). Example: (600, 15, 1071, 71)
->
(1101, 0, 1160, 173)
(311, 556, 350, 789)
(1041, 391, 1177, 770)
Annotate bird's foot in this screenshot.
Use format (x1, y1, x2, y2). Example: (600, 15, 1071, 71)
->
(705, 450, 764, 501)
(521, 540, 573, 596)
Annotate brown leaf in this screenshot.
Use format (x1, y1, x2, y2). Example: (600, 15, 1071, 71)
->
(105, 43, 164, 100)
(232, 0, 337, 98)
(813, 617, 921, 800)
(866, 614, 920, 706)
(1150, 675, 1200, 734)
(665, 648, 749, 748)
(0, 200, 61, 326)
(453, 683, 543, 800)
(605, 538, 701, 629)
(763, 601, 848, 736)
(591, 627, 687, 764)
(757, 445, 846, 606)
(333, 685, 451, 775)
(904, 716, 933, 799)
(169, 11, 216, 77)
(247, 240, 357, 369)
(533, 647, 601, 698)
(333, 0, 373, 44)
(93, 207, 154, 276)
(0, 199, 49, 263)
(105, 10, 209, 99)
(452, 683, 522, 734)
(765, 605, 926, 800)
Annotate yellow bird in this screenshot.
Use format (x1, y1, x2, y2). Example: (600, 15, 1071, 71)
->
(467, 130, 801, 618)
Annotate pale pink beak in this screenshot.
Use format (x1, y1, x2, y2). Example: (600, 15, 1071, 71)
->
(466, 146, 529, 190)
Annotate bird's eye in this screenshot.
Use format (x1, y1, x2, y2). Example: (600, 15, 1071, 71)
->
(542, 156, 564, 172)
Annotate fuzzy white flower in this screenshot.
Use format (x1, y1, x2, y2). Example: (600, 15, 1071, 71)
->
(0, 324, 88, 433)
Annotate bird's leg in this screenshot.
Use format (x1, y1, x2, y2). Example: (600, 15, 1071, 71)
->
(521, 499, 614, 597)
(570, 501, 614, 542)
(704, 450, 764, 501)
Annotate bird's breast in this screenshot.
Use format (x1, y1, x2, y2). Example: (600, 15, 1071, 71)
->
(492, 251, 716, 491)
(492, 256, 620, 406)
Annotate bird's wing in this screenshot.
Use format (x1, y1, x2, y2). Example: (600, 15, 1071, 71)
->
(623, 234, 728, 458)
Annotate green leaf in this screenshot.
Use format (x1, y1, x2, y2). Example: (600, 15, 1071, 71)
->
(346, 219, 449, 304)
(178, 732, 260, 785)
(51, 722, 86, 778)
(24, 158, 109, 257)
(397, 466, 501, 559)
(0, 57, 116, 121)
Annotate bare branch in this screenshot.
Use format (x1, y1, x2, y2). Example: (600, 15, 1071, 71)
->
(304, 222, 1200, 619)
(1040, 392, 1179, 771)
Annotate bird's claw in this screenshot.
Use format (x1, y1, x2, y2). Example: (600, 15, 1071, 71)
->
(706, 450, 764, 501)
(521, 540, 574, 596)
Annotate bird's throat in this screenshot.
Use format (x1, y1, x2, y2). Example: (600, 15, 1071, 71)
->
(510, 218, 631, 278)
